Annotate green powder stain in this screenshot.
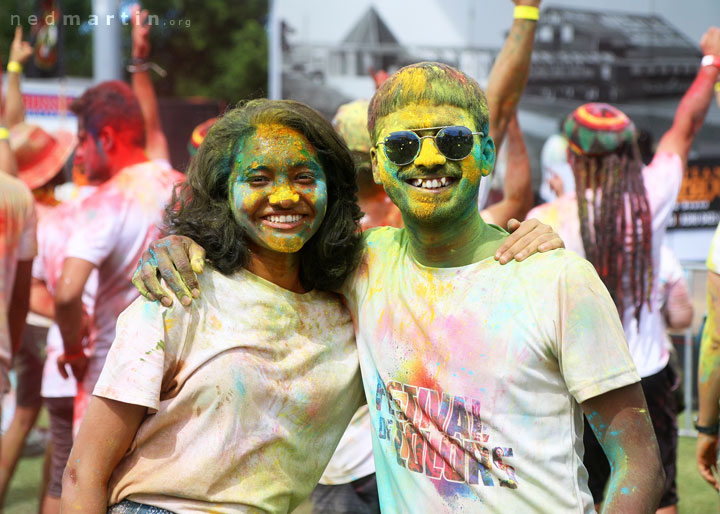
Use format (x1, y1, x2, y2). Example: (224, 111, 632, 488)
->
(144, 340, 165, 355)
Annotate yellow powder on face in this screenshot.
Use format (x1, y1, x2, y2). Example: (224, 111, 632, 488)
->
(268, 186, 300, 204)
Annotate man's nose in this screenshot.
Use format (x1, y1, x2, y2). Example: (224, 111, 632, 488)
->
(413, 138, 446, 168)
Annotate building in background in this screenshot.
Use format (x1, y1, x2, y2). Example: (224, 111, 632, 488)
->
(527, 7, 701, 102)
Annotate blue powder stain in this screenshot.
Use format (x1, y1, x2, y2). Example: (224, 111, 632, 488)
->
(236, 377, 246, 396)
(621, 487, 630, 495)
(610, 430, 620, 436)
(141, 300, 159, 319)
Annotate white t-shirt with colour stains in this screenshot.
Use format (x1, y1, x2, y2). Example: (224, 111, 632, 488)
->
(33, 187, 98, 398)
(339, 227, 639, 514)
(94, 267, 364, 514)
(528, 152, 683, 378)
(64, 161, 183, 384)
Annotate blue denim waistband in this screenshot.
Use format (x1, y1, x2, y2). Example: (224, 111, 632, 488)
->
(108, 499, 176, 514)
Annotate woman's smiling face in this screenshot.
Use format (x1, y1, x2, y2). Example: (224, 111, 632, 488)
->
(229, 123, 328, 255)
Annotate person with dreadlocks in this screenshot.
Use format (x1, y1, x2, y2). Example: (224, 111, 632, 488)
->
(528, 25, 720, 514)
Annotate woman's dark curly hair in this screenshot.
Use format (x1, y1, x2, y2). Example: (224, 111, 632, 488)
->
(164, 99, 363, 291)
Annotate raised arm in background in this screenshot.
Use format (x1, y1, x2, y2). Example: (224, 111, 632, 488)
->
(485, 0, 541, 150)
(130, 4, 170, 162)
(5, 26, 33, 128)
(0, 105, 17, 176)
(655, 27, 720, 164)
(481, 113, 534, 226)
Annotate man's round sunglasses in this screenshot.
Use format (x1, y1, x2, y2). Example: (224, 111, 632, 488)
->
(377, 125, 484, 166)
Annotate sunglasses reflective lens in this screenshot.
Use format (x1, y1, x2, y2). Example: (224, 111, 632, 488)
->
(383, 131, 420, 165)
(436, 126, 475, 160)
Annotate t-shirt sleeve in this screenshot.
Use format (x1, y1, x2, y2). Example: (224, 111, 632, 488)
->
(708, 222, 720, 273)
(64, 194, 119, 266)
(93, 296, 189, 411)
(555, 257, 640, 403)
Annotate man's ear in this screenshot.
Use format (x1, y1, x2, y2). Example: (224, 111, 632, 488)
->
(370, 147, 382, 185)
(97, 126, 116, 153)
(481, 136, 496, 177)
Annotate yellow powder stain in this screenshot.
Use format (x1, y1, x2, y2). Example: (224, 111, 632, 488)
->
(268, 186, 300, 204)
(209, 315, 223, 330)
(163, 317, 176, 332)
(389, 68, 429, 99)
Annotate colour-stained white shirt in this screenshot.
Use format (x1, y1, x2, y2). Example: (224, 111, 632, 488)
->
(95, 267, 364, 513)
(528, 152, 683, 378)
(708, 221, 720, 274)
(64, 161, 183, 384)
(32, 187, 97, 398)
(0, 173, 36, 389)
(338, 227, 639, 514)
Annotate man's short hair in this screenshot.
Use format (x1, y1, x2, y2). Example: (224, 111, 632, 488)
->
(367, 62, 489, 143)
(70, 80, 146, 148)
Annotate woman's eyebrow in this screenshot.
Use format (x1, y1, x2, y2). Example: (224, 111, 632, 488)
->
(287, 159, 322, 170)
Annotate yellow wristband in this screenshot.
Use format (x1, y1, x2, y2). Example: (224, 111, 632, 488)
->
(514, 5, 540, 21)
(715, 82, 720, 93)
(0, 127, 9, 141)
(6, 61, 22, 74)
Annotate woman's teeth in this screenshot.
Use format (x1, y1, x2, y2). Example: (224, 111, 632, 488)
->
(267, 214, 302, 223)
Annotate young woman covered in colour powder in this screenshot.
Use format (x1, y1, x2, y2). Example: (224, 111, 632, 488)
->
(61, 99, 366, 514)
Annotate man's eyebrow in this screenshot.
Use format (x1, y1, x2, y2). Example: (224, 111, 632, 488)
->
(407, 124, 460, 132)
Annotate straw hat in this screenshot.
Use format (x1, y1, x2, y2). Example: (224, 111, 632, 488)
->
(10, 123, 76, 190)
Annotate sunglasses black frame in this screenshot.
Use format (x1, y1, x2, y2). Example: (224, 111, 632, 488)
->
(376, 125, 484, 166)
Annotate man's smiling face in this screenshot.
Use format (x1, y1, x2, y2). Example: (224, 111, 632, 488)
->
(371, 102, 495, 227)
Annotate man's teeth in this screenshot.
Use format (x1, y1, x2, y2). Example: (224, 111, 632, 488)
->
(267, 214, 302, 223)
(410, 177, 451, 189)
